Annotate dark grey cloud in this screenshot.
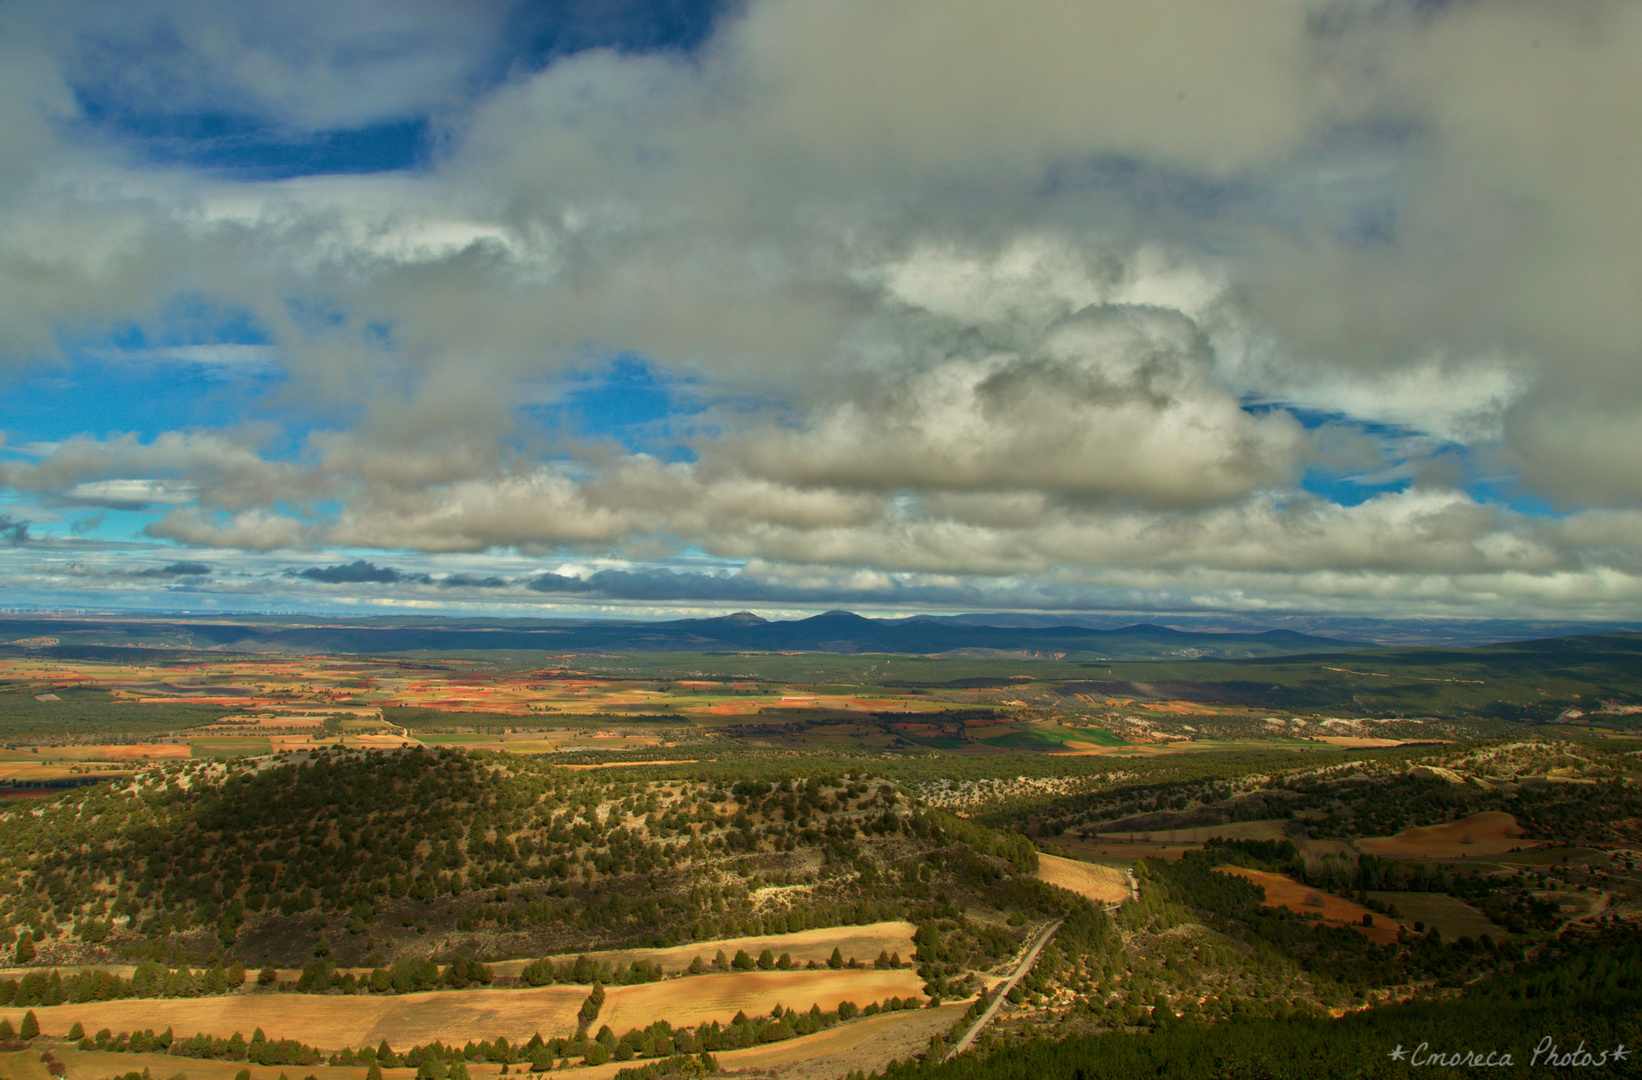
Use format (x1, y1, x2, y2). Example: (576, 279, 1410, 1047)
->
(524, 572, 598, 594)
(0, 515, 28, 546)
(295, 558, 429, 584)
(439, 573, 510, 588)
(136, 560, 212, 577)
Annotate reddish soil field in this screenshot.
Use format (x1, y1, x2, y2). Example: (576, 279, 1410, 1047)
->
(1216, 866, 1409, 944)
(84, 743, 191, 760)
(1358, 812, 1535, 858)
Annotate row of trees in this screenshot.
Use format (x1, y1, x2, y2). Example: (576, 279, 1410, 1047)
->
(0, 962, 245, 1006)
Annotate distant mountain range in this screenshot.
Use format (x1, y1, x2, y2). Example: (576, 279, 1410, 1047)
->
(0, 610, 1370, 661)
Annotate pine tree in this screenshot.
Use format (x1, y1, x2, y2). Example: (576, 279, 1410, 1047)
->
(20, 1011, 40, 1040)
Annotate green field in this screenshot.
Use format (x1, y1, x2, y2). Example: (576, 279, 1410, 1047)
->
(980, 724, 1125, 749)
(1367, 891, 1502, 941)
(1067, 725, 1126, 745)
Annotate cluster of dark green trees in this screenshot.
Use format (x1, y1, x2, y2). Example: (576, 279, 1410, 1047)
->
(0, 962, 245, 1005)
(66, 1023, 322, 1066)
(609, 1052, 719, 1080)
(518, 953, 661, 986)
(287, 955, 493, 994)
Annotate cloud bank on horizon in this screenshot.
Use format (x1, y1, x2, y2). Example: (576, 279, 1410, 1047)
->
(2, 0, 1641, 626)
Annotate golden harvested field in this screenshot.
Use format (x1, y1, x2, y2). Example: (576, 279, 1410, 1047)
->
(574, 1003, 968, 1080)
(57, 1006, 980, 1080)
(1216, 866, 1409, 945)
(55, 1047, 428, 1080)
(0, 1049, 53, 1080)
(1034, 854, 1129, 904)
(2, 985, 587, 1050)
(90, 743, 192, 760)
(598, 968, 927, 1032)
(0, 761, 84, 781)
(1, 964, 925, 1051)
(490, 921, 918, 979)
(51, 1046, 530, 1080)
(1358, 811, 1535, 858)
(0, 746, 145, 763)
(714, 1002, 963, 1080)
(0, 744, 190, 769)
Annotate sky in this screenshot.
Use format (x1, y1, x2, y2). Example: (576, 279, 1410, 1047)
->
(1, 0, 1641, 631)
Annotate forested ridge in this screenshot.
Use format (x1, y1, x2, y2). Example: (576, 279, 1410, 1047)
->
(984, 739, 1641, 843)
(0, 747, 1049, 977)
